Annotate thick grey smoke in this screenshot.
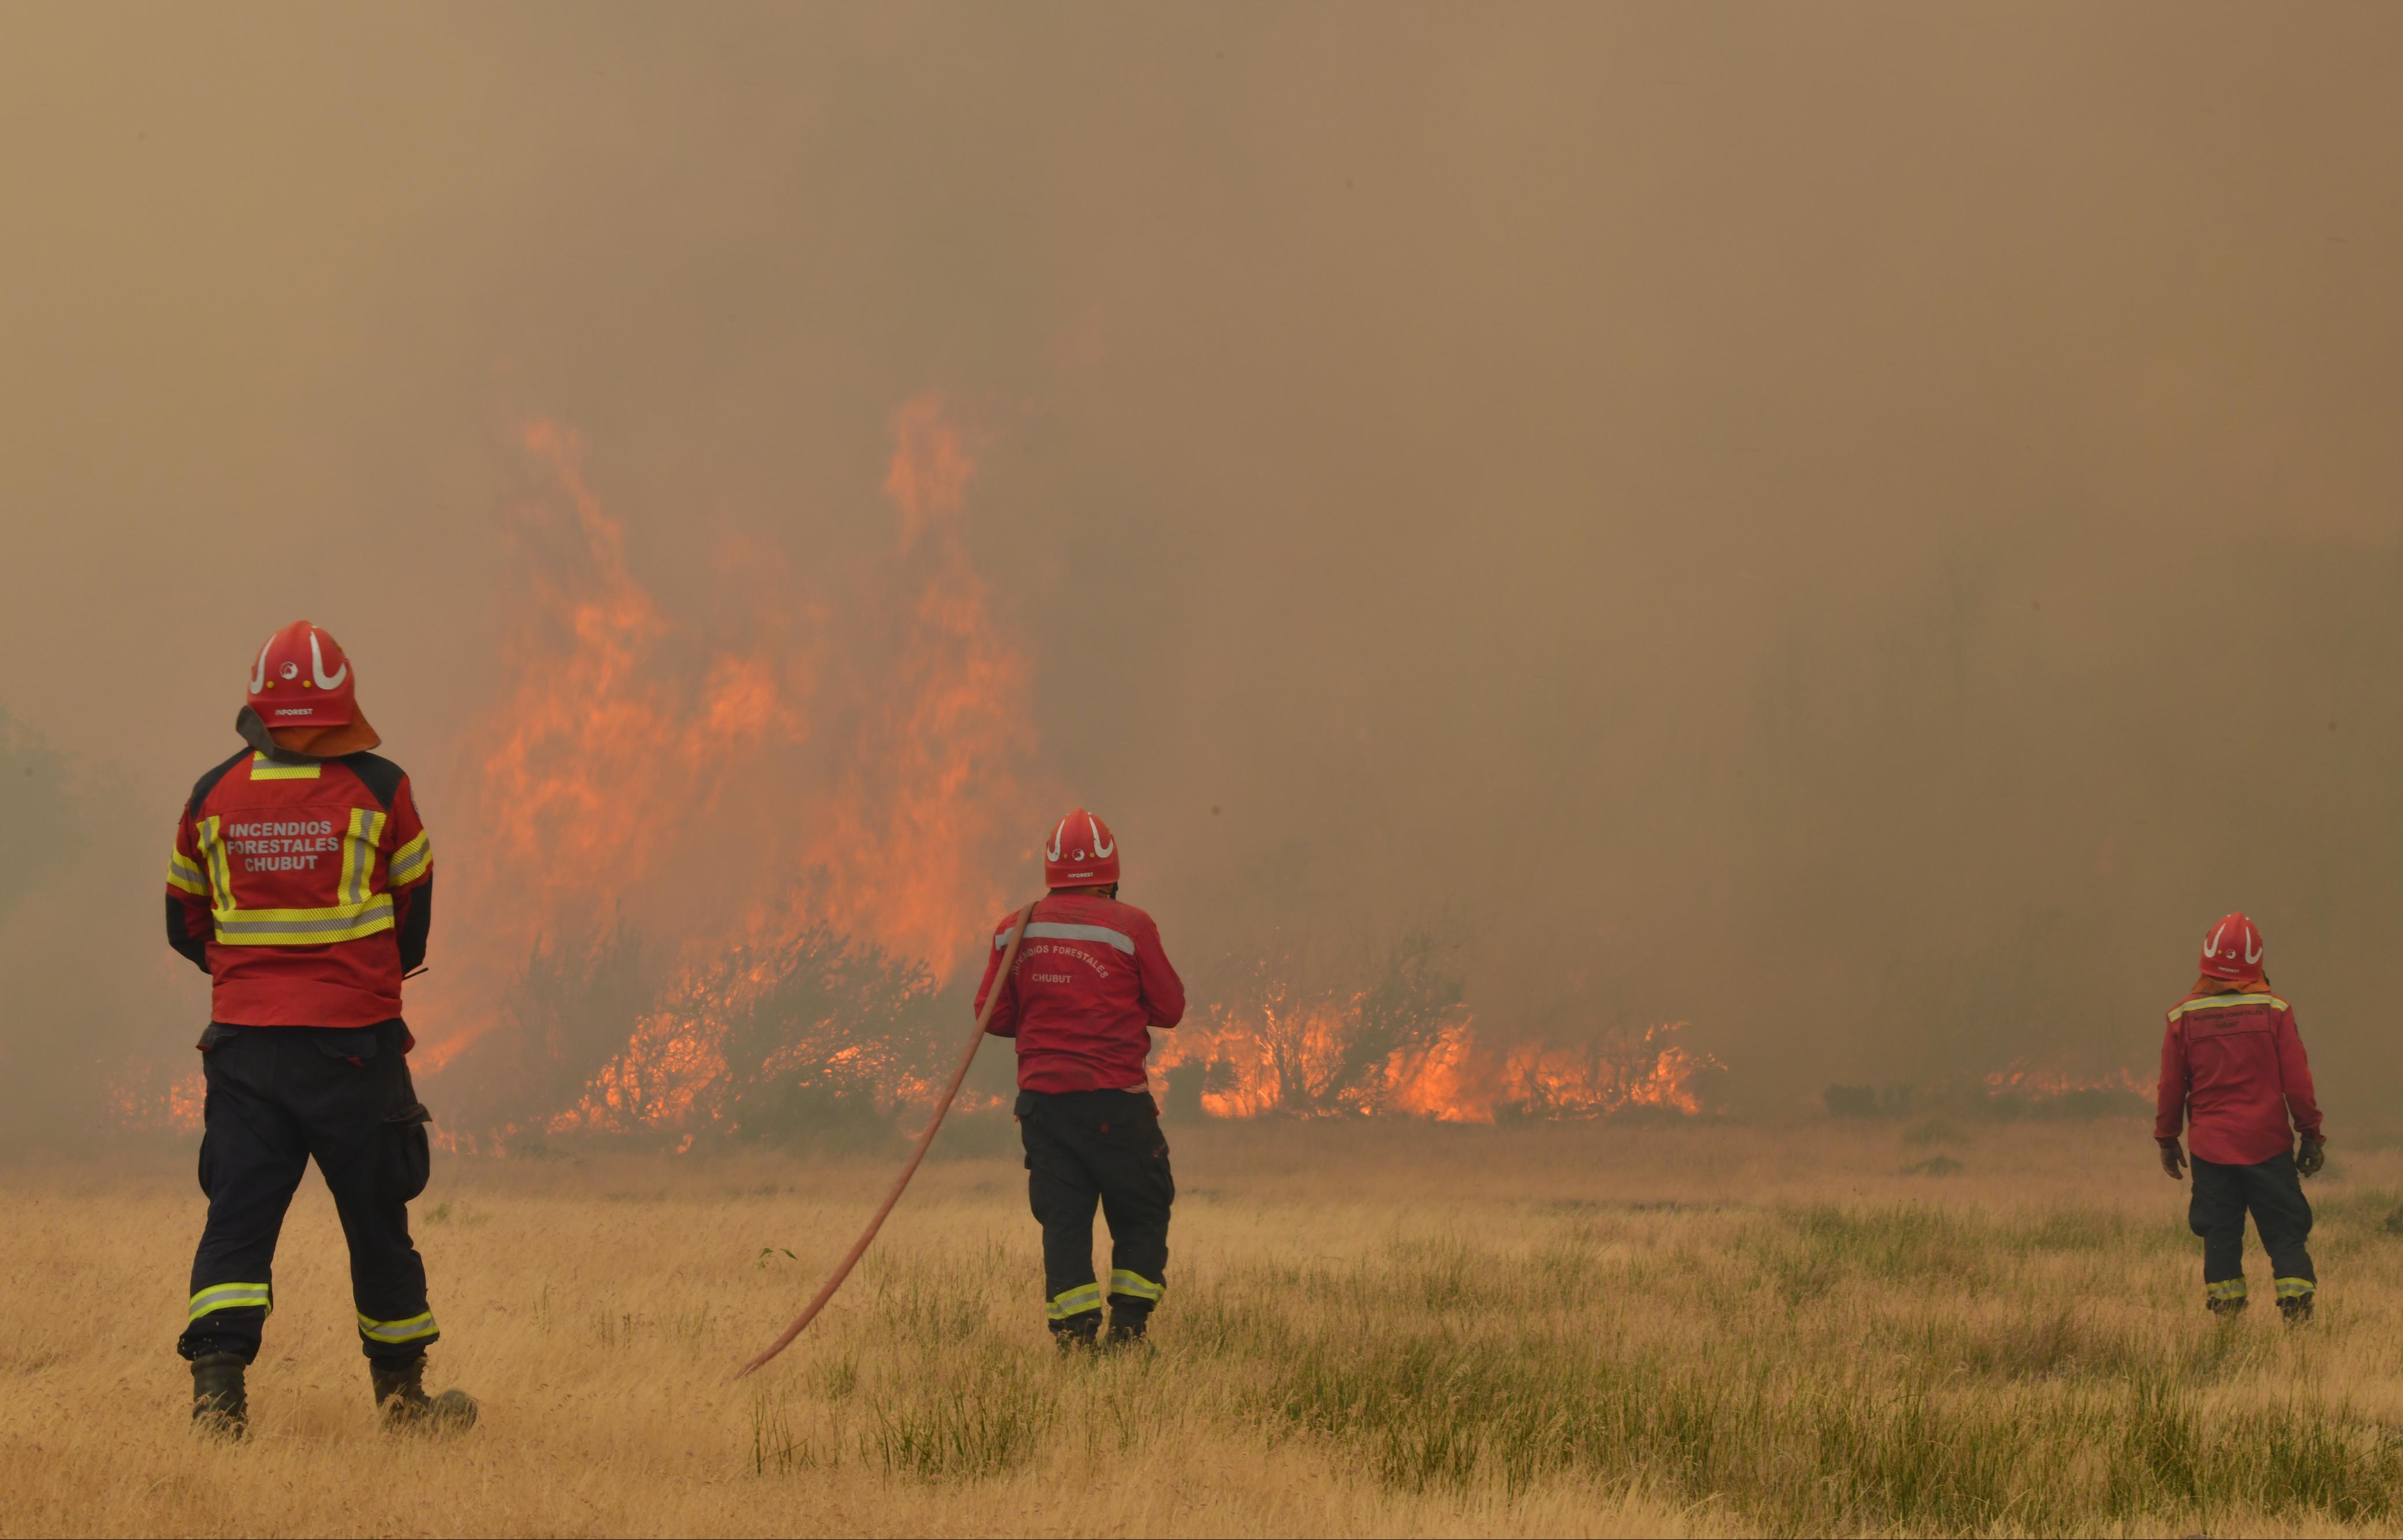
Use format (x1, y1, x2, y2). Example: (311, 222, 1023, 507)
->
(6, 5, 2402, 1140)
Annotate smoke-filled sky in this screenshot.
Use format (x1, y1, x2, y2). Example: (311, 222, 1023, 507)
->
(7, 4, 2403, 1135)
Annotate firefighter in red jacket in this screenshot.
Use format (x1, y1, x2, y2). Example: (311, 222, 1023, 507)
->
(2155, 911, 2326, 1321)
(169, 622, 474, 1435)
(973, 809, 1186, 1349)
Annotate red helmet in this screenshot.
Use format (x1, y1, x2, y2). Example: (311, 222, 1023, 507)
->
(2199, 912, 2266, 981)
(243, 620, 380, 757)
(1044, 808, 1120, 888)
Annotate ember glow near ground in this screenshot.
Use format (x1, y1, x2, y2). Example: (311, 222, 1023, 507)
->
(10, 1121, 2403, 1538)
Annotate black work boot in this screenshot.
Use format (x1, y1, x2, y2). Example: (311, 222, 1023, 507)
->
(1103, 1307, 1152, 1351)
(2205, 1293, 2248, 1319)
(2279, 1292, 2316, 1326)
(370, 1355, 478, 1434)
(1050, 1314, 1101, 1355)
(190, 1353, 248, 1439)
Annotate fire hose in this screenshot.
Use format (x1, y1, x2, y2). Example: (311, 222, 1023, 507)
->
(734, 899, 1037, 1378)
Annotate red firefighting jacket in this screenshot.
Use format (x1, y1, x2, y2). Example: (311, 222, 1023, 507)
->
(974, 892, 1185, 1093)
(2154, 980, 2322, 1166)
(166, 749, 433, 1030)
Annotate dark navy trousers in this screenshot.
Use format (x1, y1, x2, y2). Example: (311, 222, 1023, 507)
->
(1017, 1088, 1174, 1327)
(179, 1021, 437, 1364)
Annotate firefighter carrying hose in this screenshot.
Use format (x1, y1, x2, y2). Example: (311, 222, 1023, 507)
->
(2155, 912, 2326, 1322)
(168, 622, 474, 1436)
(974, 809, 1186, 1349)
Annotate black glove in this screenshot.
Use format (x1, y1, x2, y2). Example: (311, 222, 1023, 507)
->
(2159, 1137, 2186, 1180)
(2297, 1137, 2326, 1178)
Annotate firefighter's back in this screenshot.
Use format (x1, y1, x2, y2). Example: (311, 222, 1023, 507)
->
(987, 890, 1183, 1094)
(176, 747, 429, 1028)
(2170, 989, 2294, 1148)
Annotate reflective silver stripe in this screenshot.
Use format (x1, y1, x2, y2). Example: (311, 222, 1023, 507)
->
(198, 817, 233, 906)
(168, 853, 207, 895)
(189, 1282, 272, 1320)
(215, 897, 395, 936)
(340, 808, 387, 906)
(1046, 1284, 1104, 1320)
(356, 1310, 438, 1343)
(998, 921, 1136, 955)
(2275, 1277, 2315, 1298)
(388, 830, 431, 886)
(2170, 993, 2287, 1020)
(1107, 1269, 1165, 1302)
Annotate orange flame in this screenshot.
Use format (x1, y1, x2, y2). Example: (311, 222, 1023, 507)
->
(203, 390, 1731, 1145)
(108, 1065, 203, 1134)
(1981, 1062, 2156, 1102)
(1153, 1006, 1723, 1124)
(419, 393, 1040, 1132)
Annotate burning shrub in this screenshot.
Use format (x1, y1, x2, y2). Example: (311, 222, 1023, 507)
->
(1492, 1024, 1724, 1121)
(1162, 924, 1470, 1118)
(546, 920, 947, 1151)
(503, 922, 650, 1126)
(437, 910, 955, 1154)
(1156, 925, 1723, 1122)
(1342, 928, 1475, 1113)
(714, 924, 945, 1150)
(415, 397, 1039, 1146)
(423, 920, 653, 1143)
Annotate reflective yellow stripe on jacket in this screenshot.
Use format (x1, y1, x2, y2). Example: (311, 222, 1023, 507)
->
(192, 810, 397, 947)
(388, 829, 432, 888)
(338, 808, 388, 907)
(195, 817, 235, 909)
(213, 897, 396, 946)
(2168, 992, 2288, 1021)
(168, 850, 207, 897)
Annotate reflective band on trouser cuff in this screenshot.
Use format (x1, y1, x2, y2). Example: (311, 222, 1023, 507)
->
(1046, 1284, 1104, 1321)
(211, 895, 395, 946)
(2205, 1278, 2249, 1301)
(1107, 1269, 1165, 1303)
(189, 1282, 272, 1322)
(2275, 1277, 2316, 1299)
(338, 807, 388, 906)
(389, 829, 432, 888)
(357, 1310, 438, 1344)
(168, 852, 207, 896)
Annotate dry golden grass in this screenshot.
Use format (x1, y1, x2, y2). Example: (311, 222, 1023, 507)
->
(9, 1117, 2403, 1537)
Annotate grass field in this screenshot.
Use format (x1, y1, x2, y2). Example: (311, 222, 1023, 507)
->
(9, 1117, 2403, 1537)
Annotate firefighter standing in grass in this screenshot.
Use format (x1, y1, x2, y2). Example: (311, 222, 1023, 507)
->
(2155, 912, 2326, 1322)
(169, 622, 474, 1435)
(974, 809, 1186, 1349)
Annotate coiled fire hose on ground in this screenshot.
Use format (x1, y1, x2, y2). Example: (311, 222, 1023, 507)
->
(735, 900, 1036, 1378)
